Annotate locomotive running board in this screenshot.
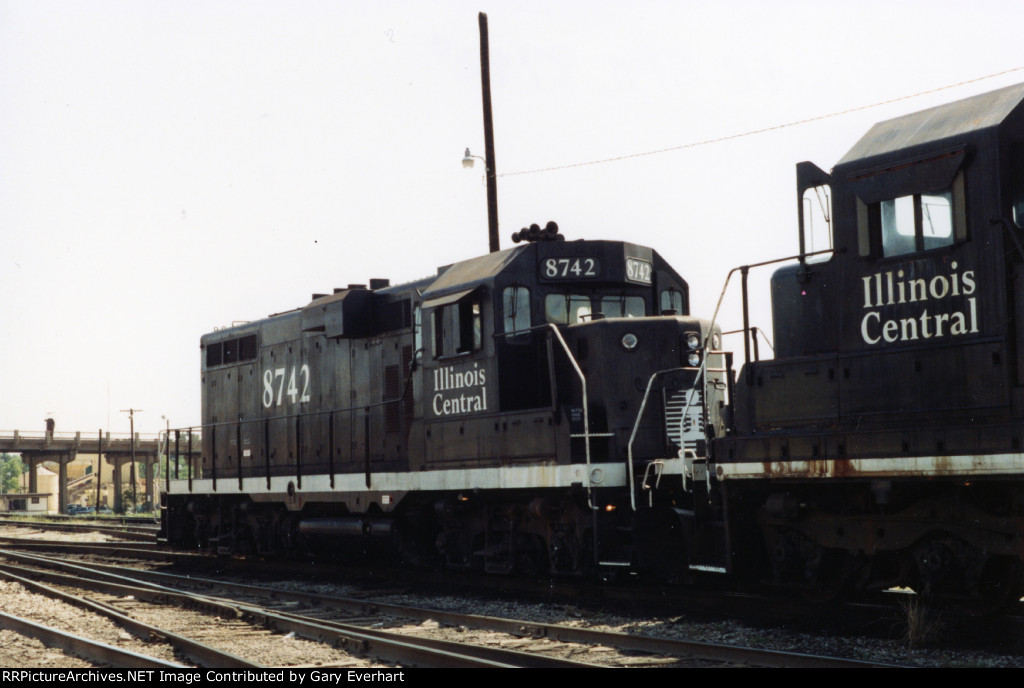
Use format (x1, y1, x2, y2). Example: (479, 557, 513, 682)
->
(717, 453, 1024, 480)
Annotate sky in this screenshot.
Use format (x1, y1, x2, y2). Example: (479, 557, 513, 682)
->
(2, 0, 1023, 435)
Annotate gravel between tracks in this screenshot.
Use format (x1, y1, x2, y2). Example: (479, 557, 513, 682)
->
(255, 576, 1024, 667)
(367, 591, 1024, 667)
(0, 579, 179, 666)
(2, 524, 1023, 668)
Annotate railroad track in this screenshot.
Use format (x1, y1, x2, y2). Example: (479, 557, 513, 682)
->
(0, 608, 187, 668)
(0, 524, 1015, 666)
(0, 517, 157, 541)
(0, 549, 900, 668)
(0, 551, 594, 668)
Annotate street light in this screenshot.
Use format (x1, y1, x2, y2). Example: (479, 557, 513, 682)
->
(461, 144, 498, 253)
(462, 148, 486, 169)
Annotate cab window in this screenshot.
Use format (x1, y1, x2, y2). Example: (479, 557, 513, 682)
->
(545, 293, 591, 324)
(502, 286, 531, 337)
(432, 296, 482, 357)
(880, 190, 954, 257)
(600, 295, 645, 318)
(856, 165, 966, 258)
(802, 183, 833, 263)
(660, 289, 684, 314)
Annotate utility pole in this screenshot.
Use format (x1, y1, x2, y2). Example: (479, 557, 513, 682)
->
(96, 428, 102, 510)
(478, 12, 499, 253)
(120, 408, 142, 513)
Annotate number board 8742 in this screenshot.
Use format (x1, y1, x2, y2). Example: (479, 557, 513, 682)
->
(540, 257, 602, 280)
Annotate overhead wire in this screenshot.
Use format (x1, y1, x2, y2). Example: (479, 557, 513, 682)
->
(500, 66, 1024, 177)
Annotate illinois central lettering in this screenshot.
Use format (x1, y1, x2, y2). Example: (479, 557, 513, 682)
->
(432, 363, 488, 416)
(859, 261, 979, 345)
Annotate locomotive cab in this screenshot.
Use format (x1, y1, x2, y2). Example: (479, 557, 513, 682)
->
(736, 82, 1024, 447)
(717, 82, 1024, 604)
(417, 234, 725, 574)
(419, 236, 720, 470)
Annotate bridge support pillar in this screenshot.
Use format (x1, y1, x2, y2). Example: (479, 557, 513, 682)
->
(56, 451, 76, 514)
(108, 454, 129, 513)
(143, 452, 158, 511)
(22, 451, 77, 513)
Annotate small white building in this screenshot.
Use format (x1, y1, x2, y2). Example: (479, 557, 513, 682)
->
(0, 491, 53, 513)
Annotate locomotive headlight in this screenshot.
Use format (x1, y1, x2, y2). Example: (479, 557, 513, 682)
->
(686, 333, 700, 350)
(621, 333, 639, 351)
(687, 351, 701, 367)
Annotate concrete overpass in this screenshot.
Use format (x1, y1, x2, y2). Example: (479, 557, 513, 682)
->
(0, 429, 200, 514)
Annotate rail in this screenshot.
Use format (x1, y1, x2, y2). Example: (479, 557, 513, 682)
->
(626, 366, 689, 511)
(495, 321, 598, 507)
(707, 248, 834, 372)
(625, 341, 735, 510)
(543, 323, 597, 510)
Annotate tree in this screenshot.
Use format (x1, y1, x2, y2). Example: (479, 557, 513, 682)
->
(0, 453, 25, 493)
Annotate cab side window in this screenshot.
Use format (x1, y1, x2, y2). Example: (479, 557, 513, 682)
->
(880, 189, 955, 257)
(432, 295, 482, 358)
(854, 153, 966, 258)
(502, 286, 531, 338)
(802, 183, 833, 263)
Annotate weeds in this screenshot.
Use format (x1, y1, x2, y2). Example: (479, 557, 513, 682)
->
(900, 596, 943, 651)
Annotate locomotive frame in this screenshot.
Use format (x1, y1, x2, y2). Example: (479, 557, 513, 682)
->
(163, 82, 1024, 607)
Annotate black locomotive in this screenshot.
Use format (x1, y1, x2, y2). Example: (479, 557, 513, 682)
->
(717, 81, 1024, 605)
(162, 228, 726, 577)
(163, 82, 1024, 607)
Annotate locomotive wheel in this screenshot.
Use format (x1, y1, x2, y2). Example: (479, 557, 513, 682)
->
(768, 529, 855, 603)
(235, 525, 256, 556)
(952, 557, 1021, 616)
(513, 534, 549, 577)
(910, 535, 1021, 615)
(799, 549, 855, 603)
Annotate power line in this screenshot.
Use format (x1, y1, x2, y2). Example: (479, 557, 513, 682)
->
(500, 66, 1024, 177)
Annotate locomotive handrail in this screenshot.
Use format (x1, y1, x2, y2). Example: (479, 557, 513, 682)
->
(720, 326, 775, 359)
(542, 323, 598, 511)
(626, 366, 689, 512)
(171, 350, 424, 435)
(168, 348, 423, 490)
(706, 248, 835, 368)
(626, 352, 735, 510)
(493, 322, 598, 508)
(676, 353, 722, 501)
